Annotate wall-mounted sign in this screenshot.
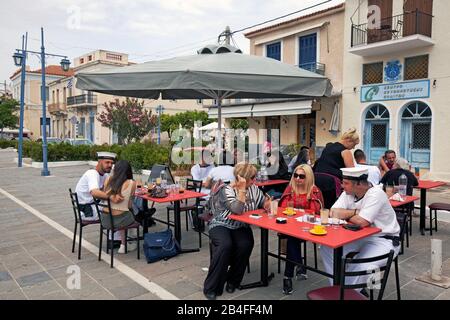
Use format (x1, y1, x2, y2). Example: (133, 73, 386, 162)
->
(361, 80, 430, 103)
(384, 60, 402, 83)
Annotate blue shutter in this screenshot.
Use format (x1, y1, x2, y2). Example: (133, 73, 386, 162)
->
(266, 42, 281, 61)
(299, 34, 317, 72)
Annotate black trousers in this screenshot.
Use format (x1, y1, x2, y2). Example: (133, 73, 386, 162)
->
(203, 226, 254, 295)
(284, 236, 305, 278)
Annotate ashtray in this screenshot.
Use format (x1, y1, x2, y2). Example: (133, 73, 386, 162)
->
(276, 217, 287, 224)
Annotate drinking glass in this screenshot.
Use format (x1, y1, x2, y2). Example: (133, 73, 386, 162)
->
(330, 209, 340, 229)
(320, 209, 329, 226)
(287, 200, 294, 211)
(179, 178, 187, 193)
(269, 200, 279, 218)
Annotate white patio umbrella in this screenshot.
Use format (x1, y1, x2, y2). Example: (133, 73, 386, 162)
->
(76, 44, 332, 150)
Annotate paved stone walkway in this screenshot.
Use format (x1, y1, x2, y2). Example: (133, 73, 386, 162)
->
(0, 149, 449, 300)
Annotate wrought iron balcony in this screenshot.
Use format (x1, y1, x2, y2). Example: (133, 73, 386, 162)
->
(67, 94, 97, 107)
(48, 102, 67, 114)
(298, 62, 326, 76)
(350, 10, 434, 56)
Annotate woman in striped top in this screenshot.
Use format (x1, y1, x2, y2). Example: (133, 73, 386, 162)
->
(203, 163, 270, 300)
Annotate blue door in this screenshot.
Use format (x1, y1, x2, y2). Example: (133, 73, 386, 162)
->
(78, 117, 85, 138)
(364, 105, 390, 165)
(400, 102, 432, 169)
(299, 34, 317, 72)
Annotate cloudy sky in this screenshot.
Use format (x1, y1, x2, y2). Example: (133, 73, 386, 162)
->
(1, 0, 343, 85)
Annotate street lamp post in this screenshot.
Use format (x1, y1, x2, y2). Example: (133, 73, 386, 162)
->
(13, 27, 71, 176)
(156, 104, 165, 145)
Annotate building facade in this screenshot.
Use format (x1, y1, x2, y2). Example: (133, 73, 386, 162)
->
(48, 50, 204, 144)
(208, 3, 346, 160)
(342, 0, 449, 180)
(10, 66, 74, 140)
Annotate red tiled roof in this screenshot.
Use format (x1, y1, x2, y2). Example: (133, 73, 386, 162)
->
(244, 2, 345, 38)
(10, 65, 74, 80)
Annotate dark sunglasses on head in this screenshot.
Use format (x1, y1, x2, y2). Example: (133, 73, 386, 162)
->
(293, 173, 306, 179)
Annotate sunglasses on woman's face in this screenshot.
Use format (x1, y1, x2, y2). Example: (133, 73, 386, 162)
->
(293, 173, 306, 179)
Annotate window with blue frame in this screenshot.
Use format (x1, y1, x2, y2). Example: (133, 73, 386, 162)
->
(266, 42, 281, 61)
(299, 33, 317, 72)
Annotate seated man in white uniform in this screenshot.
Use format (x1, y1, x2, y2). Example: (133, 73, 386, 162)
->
(320, 167, 401, 286)
(75, 152, 122, 221)
(191, 149, 215, 198)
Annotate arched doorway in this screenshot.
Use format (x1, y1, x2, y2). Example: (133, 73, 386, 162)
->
(364, 104, 390, 165)
(400, 101, 432, 169)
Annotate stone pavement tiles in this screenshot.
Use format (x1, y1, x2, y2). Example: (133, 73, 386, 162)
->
(0, 149, 449, 300)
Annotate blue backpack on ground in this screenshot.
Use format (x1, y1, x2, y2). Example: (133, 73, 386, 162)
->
(143, 228, 180, 263)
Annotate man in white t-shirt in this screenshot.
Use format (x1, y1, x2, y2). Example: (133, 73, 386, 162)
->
(204, 151, 236, 188)
(354, 149, 381, 186)
(320, 167, 400, 286)
(75, 152, 122, 221)
(191, 150, 215, 197)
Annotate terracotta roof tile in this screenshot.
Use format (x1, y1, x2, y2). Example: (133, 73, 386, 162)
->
(244, 3, 345, 38)
(10, 65, 74, 80)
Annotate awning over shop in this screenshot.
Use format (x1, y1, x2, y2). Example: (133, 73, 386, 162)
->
(251, 100, 312, 117)
(208, 100, 312, 118)
(208, 104, 253, 118)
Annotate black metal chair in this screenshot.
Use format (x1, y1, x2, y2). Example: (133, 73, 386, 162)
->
(149, 164, 175, 184)
(69, 188, 100, 260)
(307, 250, 395, 300)
(94, 197, 141, 268)
(428, 203, 450, 236)
(166, 178, 205, 232)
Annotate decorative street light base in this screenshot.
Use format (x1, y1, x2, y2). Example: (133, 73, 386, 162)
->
(416, 273, 450, 289)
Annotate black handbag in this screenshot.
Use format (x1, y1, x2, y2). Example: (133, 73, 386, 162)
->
(143, 229, 179, 263)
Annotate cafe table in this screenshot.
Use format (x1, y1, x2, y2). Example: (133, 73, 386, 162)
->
(229, 207, 380, 288)
(415, 180, 447, 235)
(389, 195, 420, 208)
(254, 179, 290, 188)
(136, 189, 207, 253)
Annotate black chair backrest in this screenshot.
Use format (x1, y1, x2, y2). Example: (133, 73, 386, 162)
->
(149, 164, 174, 184)
(340, 249, 395, 300)
(187, 179, 202, 193)
(93, 197, 115, 230)
(69, 188, 83, 223)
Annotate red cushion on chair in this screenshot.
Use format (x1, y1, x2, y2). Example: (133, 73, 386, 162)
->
(307, 286, 368, 300)
(429, 203, 450, 211)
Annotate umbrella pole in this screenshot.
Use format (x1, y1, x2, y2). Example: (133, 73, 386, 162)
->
(217, 97, 222, 152)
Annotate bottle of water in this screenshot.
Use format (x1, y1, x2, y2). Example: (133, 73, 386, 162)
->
(260, 166, 268, 182)
(160, 170, 167, 188)
(398, 173, 408, 197)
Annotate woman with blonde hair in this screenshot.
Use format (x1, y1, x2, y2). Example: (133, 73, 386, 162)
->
(314, 128, 359, 208)
(203, 162, 270, 300)
(279, 164, 324, 295)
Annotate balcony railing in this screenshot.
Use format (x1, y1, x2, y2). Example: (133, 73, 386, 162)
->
(48, 102, 67, 114)
(351, 10, 433, 48)
(298, 62, 326, 76)
(67, 94, 97, 107)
